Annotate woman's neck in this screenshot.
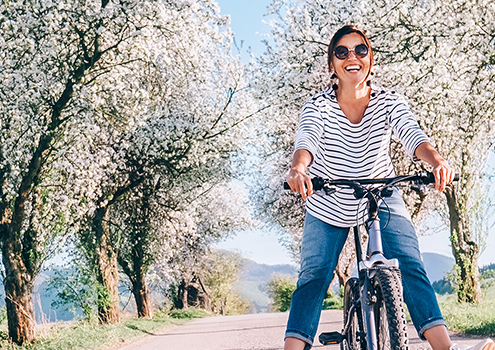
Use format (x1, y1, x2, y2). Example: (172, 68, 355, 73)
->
(335, 82, 370, 102)
(334, 82, 371, 124)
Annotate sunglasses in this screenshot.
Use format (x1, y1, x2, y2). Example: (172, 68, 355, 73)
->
(334, 44, 369, 60)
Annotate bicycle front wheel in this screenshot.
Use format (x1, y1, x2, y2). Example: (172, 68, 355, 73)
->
(373, 267, 408, 350)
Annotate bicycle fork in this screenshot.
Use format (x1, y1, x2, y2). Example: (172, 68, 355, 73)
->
(361, 269, 379, 350)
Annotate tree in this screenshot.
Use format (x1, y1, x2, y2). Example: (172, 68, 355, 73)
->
(363, 0, 495, 302)
(47, 260, 99, 322)
(252, 0, 495, 303)
(0, 0, 255, 341)
(66, 0, 254, 323)
(114, 179, 252, 317)
(266, 274, 297, 312)
(0, 0, 160, 343)
(202, 250, 251, 315)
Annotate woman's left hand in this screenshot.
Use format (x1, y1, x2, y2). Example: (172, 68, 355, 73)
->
(414, 142, 455, 192)
(432, 159, 455, 192)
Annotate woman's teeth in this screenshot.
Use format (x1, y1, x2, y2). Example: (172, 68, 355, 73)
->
(345, 65, 361, 71)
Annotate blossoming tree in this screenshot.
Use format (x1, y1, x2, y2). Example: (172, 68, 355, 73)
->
(0, 0, 254, 343)
(0, 0, 161, 342)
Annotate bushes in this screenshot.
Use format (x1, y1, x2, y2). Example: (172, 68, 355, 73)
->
(266, 274, 343, 312)
(167, 307, 211, 319)
(267, 275, 297, 312)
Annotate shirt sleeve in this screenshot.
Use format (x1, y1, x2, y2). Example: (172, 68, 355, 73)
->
(294, 100, 324, 162)
(388, 93, 429, 162)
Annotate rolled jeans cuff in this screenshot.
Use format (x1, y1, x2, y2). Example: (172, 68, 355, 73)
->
(285, 331, 313, 349)
(418, 318, 447, 341)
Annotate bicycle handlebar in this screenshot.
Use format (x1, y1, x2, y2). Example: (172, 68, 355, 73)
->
(283, 171, 460, 191)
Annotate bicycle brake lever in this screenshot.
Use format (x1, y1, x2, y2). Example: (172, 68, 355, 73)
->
(411, 184, 433, 194)
(314, 185, 337, 196)
(322, 186, 337, 195)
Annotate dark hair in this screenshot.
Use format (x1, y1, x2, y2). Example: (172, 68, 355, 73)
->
(327, 25, 374, 74)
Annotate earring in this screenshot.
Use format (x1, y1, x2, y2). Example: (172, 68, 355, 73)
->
(366, 80, 371, 86)
(330, 71, 338, 90)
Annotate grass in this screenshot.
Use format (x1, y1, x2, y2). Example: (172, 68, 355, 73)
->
(0, 308, 211, 350)
(438, 286, 495, 337)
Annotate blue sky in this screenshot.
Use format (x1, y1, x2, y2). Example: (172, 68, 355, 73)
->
(214, 0, 495, 267)
(216, 0, 272, 59)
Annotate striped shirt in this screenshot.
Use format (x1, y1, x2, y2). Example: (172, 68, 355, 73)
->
(294, 85, 429, 227)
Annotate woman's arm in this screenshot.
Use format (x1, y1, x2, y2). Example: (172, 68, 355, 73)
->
(414, 142, 455, 192)
(287, 149, 314, 199)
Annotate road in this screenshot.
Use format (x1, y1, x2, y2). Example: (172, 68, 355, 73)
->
(114, 310, 483, 350)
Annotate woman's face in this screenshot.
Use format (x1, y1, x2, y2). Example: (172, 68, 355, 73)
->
(330, 33, 371, 88)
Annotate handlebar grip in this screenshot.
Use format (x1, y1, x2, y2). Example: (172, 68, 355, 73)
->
(283, 177, 325, 191)
(424, 172, 460, 184)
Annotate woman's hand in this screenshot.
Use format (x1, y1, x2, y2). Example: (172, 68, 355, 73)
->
(432, 159, 455, 192)
(288, 168, 313, 200)
(415, 142, 455, 192)
(287, 149, 314, 199)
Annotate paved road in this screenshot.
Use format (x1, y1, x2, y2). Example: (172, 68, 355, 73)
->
(114, 310, 483, 350)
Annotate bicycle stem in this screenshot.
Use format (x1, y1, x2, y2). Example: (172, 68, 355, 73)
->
(366, 191, 383, 256)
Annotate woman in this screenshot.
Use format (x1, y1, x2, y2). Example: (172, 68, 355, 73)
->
(285, 24, 494, 350)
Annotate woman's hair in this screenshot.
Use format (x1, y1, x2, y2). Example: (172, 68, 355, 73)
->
(327, 25, 374, 74)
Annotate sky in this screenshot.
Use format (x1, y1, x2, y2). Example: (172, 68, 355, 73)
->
(214, 0, 495, 267)
(216, 0, 273, 60)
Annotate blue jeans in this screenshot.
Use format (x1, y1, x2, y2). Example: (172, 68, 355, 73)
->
(285, 189, 445, 347)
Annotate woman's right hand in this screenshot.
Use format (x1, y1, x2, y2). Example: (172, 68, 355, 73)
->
(287, 168, 313, 199)
(287, 149, 314, 200)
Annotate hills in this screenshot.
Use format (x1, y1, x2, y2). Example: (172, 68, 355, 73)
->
(422, 252, 455, 283)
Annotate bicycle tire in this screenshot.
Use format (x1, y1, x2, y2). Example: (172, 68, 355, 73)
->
(373, 267, 408, 350)
(341, 278, 366, 350)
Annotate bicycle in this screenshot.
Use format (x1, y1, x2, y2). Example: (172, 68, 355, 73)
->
(284, 171, 458, 350)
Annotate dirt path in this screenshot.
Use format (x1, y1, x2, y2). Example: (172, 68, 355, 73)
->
(114, 310, 483, 350)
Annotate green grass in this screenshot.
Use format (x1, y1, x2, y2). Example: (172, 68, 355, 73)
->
(438, 285, 495, 337)
(0, 308, 211, 350)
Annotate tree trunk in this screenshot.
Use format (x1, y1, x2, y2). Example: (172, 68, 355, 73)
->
(90, 207, 120, 323)
(0, 225, 36, 345)
(131, 278, 153, 318)
(117, 236, 153, 318)
(95, 258, 120, 323)
(444, 186, 481, 303)
(182, 283, 189, 309)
